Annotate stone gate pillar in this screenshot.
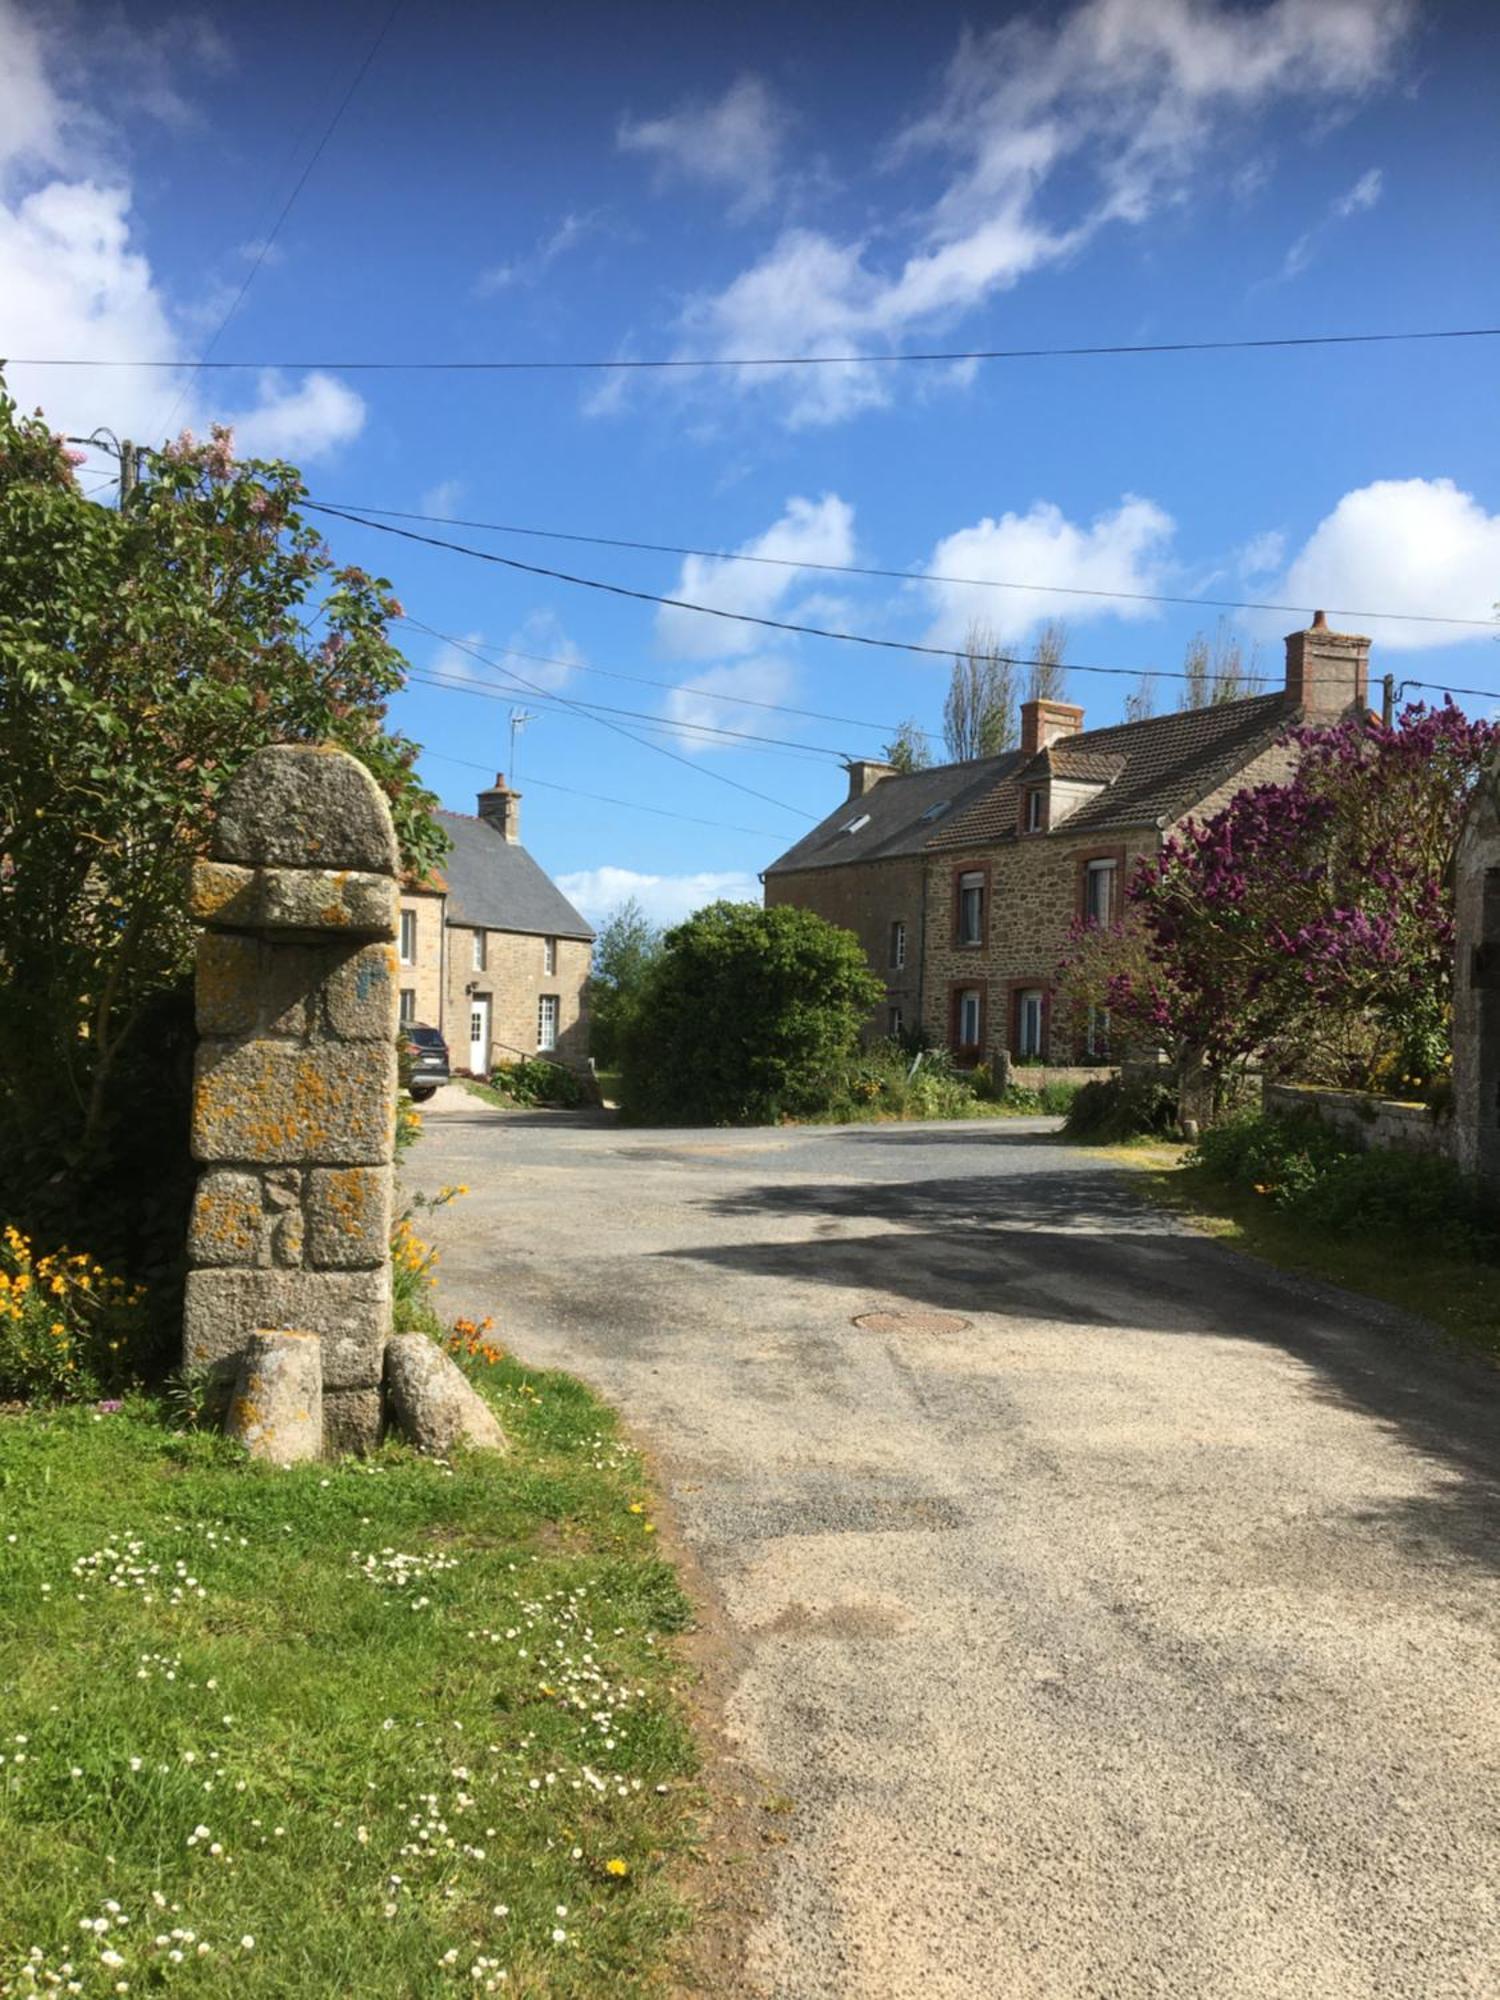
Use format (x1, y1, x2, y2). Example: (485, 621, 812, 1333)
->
(183, 744, 400, 1454)
(1453, 759, 1500, 1192)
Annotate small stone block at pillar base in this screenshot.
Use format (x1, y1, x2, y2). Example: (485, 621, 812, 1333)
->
(323, 1386, 385, 1458)
(385, 1335, 508, 1456)
(225, 1330, 322, 1465)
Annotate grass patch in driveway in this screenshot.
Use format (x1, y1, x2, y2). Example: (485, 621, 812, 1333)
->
(0, 1357, 699, 1998)
(1097, 1141, 1500, 1361)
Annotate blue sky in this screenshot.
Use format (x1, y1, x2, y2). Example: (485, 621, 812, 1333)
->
(5, 0, 1499, 925)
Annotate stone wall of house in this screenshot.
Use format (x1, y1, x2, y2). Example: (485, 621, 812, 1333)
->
(183, 744, 400, 1457)
(766, 856, 927, 1038)
(444, 926, 591, 1074)
(396, 887, 445, 1029)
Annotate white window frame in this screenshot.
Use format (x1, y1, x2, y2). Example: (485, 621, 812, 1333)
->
(398, 987, 416, 1026)
(1085, 860, 1117, 927)
(958, 871, 984, 947)
(888, 1005, 904, 1039)
(1017, 988, 1045, 1060)
(1024, 789, 1045, 834)
(889, 919, 906, 970)
(956, 988, 982, 1048)
(1086, 1003, 1110, 1059)
(537, 993, 559, 1052)
(399, 908, 417, 966)
(472, 928, 487, 971)
(544, 936, 557, 976)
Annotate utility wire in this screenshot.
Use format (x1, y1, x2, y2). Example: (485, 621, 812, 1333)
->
(420, 750, 778, 838)
(397, 615, 920, 734)
(157, 0, 404, 439)
(11, 325, 1500, 372)
(398, 624, 814, 820)
(349, 501, 1496, 634)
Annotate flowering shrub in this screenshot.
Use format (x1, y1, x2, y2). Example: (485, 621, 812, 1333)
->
(446, 1316, 504, 1369)
(390, 1185, 467, 1334)
(0, 1226, 152, 1400)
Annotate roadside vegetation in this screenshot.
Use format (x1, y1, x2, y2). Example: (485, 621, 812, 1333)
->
(1098, 1116, 1499, 1360)
(468, 1059, 590, 1111)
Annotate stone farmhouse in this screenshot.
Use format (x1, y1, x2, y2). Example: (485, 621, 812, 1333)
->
(764, 616, 1372, 1066)
(398, 773, 593, 1075)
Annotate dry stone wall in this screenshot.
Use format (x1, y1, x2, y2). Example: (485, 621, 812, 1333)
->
(183, 745, 400, 1455)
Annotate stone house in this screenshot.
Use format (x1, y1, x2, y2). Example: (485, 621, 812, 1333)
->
(765, 616, 1371, 1065)
(397, 773, 593, 1075)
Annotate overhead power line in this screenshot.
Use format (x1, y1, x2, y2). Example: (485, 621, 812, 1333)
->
(346, 501, 1495, 634)
(9, 325, 1499, 373)
(421, 750, 778, 839)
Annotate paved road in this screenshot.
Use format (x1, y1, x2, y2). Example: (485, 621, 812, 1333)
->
(413, 1092, 1500, 1999)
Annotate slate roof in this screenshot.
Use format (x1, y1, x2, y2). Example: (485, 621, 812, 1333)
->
(763, 752, 1027, 875)
(765, 690, 1298, 873)
(435, 810, 593, 939)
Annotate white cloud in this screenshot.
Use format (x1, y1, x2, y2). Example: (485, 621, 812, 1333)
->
(556, 866, 763, 931)
(664, 656, 795, 755)
(0, 1, 363, 468)
(656, 493, 856, 659)
(1238, 529, 1286, 578)
(420, 477, 465, 518)
(1273, 478, 1500, 652)
(651, 0, 1413, 424)
(476, 209, 603, 294)
(502, 608, 585, 692)
(618, 74, 788, 218)
(1278, 162, 1383, 279)
(921, 495, 1176, 647)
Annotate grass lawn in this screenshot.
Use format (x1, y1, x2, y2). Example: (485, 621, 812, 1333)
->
(0, 1360, 701, 1998)
(1099, 1141, 1500, 1361)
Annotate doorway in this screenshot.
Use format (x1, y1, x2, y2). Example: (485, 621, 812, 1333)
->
(468, 995, 491, 1076)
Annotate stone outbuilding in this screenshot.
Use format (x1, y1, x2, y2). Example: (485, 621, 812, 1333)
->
(398, 774, 593, 1075)
(765, 615, 1373, 1065)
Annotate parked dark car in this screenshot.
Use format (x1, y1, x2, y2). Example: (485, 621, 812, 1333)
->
(405, 1023, 450, 1101)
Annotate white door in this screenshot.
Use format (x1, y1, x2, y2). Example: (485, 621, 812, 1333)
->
(468, 996, 490, 1075)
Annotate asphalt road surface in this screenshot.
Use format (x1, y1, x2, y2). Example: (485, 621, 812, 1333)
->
(413, 1092, 1499, 2000)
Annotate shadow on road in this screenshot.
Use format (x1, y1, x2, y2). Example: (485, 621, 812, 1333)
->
(665, 1160, 1500, 1576)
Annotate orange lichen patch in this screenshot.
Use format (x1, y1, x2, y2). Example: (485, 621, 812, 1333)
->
(189, 859, 254, 922)
(191, 1185, 262, 1262)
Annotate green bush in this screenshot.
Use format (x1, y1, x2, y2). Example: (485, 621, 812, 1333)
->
(0, 1226, 157, 1401)
(489, 1058, 585, 1107)
(1191, 1113, 1497, 1257)
(621, 902, 883, 1125)
(1063, 1075, 1179, 1143)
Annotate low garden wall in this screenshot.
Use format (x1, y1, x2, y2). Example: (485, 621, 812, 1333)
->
(1263, 1081, 1450, 1160)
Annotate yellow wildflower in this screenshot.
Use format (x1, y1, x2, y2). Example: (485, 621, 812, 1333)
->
(605, 1858, 629, 1878)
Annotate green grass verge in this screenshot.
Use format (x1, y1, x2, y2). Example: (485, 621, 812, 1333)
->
(0, 1360, 700, 1998)
(1097, 1142, 1500, 1361)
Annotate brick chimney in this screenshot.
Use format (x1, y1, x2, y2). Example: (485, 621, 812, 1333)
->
(845, 759, 898, 801)
(1284, 611, 1370, 718)
(476, 772, 521, 843)
(1020, 698, 1085, 756)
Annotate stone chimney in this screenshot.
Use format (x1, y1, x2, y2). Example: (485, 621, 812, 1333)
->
(845, 759, 898, 801)
(476, 772, 521, 843)
(1020, 698, 1085, 757)
(1284, 611, 1370, 718)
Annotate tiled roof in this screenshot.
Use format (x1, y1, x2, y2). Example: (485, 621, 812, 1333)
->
(763, 752, 1026, 875)
(927, 692, 1296, 849)
(435, 810, 593, 939)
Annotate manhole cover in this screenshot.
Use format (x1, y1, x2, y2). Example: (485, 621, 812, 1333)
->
(852, 1310, 971, 1336)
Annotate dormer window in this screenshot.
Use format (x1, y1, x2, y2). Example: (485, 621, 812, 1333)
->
(841, 812, 871, 835)
(1023, 788, 1046, 834)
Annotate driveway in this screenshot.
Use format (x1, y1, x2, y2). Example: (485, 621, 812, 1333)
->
(412, 1092, 1500, 2000)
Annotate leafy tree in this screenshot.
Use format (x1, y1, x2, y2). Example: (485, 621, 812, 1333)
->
(1083, 704, 1500, 1099)
(620, 902, 884, 1124)
(1179, 620, 1262, 710)
(0, 377, 441, 1274)
(943, 622, 1018, 761)
(586, 897, 663, 1066)
(882, 718, 933, 773)
(1026, 618, 1069, 703)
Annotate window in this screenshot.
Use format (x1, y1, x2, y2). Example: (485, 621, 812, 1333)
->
(957, 870, 985, 947)
(1086, 1004, 1110, 1060)
(888, 1006, 904, 1039)
(1023, 789, 1045, 834)
(1017, 988, 1045, 1060)
(840, 812, 871, 835)
(544, 936, 557, 976)
(956, 988, 982, 1049)
(919, 800, 950, 824)
(472, 928, 486, 971)
(889, 919, 906, 970)
(398, 988, 416, 1026)
(399, 908, 417, 965)
(1084, 859, 1117, 927)
(537, 994, 558, 1052)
